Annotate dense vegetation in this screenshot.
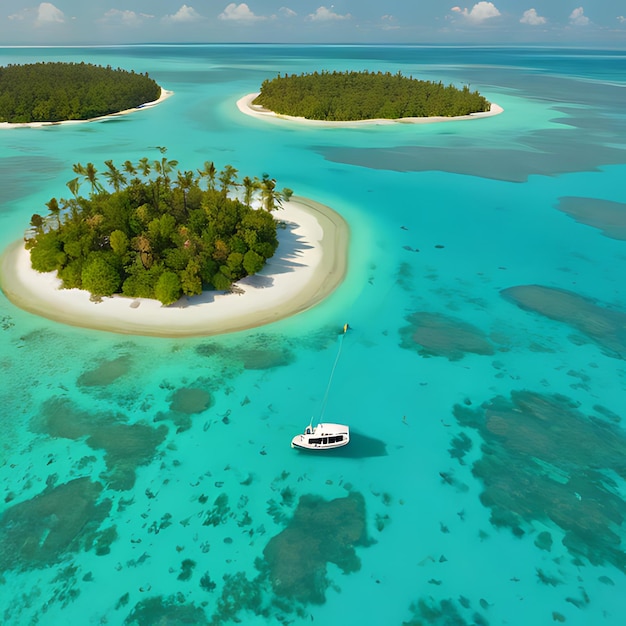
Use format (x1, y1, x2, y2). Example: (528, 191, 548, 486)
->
(26, 150, 293, 305)
(253, 70, 491, 121)
(0, 62, 161, 123)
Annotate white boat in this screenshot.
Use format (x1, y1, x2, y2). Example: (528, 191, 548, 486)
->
(291, 422, 350, 450)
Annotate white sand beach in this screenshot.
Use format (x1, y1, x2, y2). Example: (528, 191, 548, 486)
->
(0, 88, 173, 130)
(0, 197, 349, 337)
(237, 92, 503, 127)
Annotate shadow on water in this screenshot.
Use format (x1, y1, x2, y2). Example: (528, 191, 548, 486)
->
(292, 431, 387, 458)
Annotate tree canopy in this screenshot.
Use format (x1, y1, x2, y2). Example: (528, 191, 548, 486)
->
(0, 62, 161, 123)
(253, 70, 491, 121)
(26, 150, 293, 306)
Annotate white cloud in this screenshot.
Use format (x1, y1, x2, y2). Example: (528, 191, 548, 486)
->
(101, 9, 151, 27)
(36, 2, 65, 25)
(307, 6, 351, 22)
(381, 15, 399, 30)
(165, 5, 202, 23)
(520, 8, 546, 26)
(8, 9, 30, 20)
(219, 3, 265, 21)
(451, 2, 500, 24)
(618, 16, 626, 24)
(279, 7, 297, 18)
(569, 7, 589, 26)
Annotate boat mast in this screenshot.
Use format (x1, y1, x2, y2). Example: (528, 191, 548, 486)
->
(316, 324, 349, 426)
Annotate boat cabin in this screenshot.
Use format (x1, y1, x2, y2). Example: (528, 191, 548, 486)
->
(291, 422, 350, 450)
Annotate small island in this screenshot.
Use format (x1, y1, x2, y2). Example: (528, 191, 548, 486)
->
(0, 62, 162, 124)
(252, 70, 491, 121)
(24, 151, 293, 306)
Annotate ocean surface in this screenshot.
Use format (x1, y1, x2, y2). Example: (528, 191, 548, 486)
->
(1, 45, 626, 625)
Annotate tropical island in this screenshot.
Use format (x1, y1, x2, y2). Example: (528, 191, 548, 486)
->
(24, 151, 293, 306)
(0, 62, 161, 124)
(251, 70, 492, 121)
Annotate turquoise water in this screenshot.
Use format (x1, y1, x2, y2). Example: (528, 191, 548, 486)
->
(1, 45, 626, 625)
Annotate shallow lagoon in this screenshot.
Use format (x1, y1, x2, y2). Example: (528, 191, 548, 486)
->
(1, 45, 625, 625)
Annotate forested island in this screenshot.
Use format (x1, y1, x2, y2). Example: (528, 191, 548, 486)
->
(25, 150, 293, 305)
(0, 62, 161, 123)
(253, 70, 491, 121)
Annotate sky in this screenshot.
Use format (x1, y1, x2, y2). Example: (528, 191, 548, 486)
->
(0, 1, 624, 46)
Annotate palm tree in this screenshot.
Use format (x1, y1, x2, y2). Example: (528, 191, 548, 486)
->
(175, 170, 195, 214)
(123, 160, 137, 178)
(197, 161, 216, 191)
(241, 176, 260, 207)
(260, 173, 277, 211)
(103, 159, 127, 193)
(72, 162, 87, 178)
(218, 164, 238, 196)
(259, 174, 292, 211)
(66, 177, 81, 199)
(29, 213, 44, 235)
(45, 197, 61, 228)
(154, 154, 179, 190)
(84, 162, 103, 194)
(138, 157, 151, 180)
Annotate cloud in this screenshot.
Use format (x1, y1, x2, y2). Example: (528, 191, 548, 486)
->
(381, 15, 399, 30)
(36, 2, 65, 25)
(101, 9, 152, 27)
(451, 2, 500, 24)
(618, 16, 626, 24)
(165, 5, 202, 23)
(520, 8, 546, 26)
(279, 7, 297, 18)
(219, 3, 265, 21)
(8, 9, 30, 20)
(307, 6, 351, 21)
(569, 7, 589, 26)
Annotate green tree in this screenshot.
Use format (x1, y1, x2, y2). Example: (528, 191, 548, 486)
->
(27, 153, 284, 303)
(212, 269, 232, 291)
(29, 231, 64, 271)
(243, 249, 264, 275)
(81, 253, 120, 297)
(155, 270, 182, 305)
(110, 229, 129, 257)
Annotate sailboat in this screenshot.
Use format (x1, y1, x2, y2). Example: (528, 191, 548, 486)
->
(291, 324, 350, 450)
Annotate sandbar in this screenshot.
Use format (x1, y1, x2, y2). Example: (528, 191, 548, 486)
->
(0, 197, 348, 337)
(237, 92, 503, 127)
(0, 88, 173, 130)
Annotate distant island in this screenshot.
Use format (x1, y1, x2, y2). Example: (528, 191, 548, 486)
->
(25, 150, 293, 306)
(0, 62, 161, 123)
(252, 70, 491, 121)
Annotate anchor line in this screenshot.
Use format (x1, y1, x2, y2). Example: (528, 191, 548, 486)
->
(317, 331, 346, 425)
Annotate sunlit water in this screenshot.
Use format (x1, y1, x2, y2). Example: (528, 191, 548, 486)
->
(1, 45, 625, 625)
